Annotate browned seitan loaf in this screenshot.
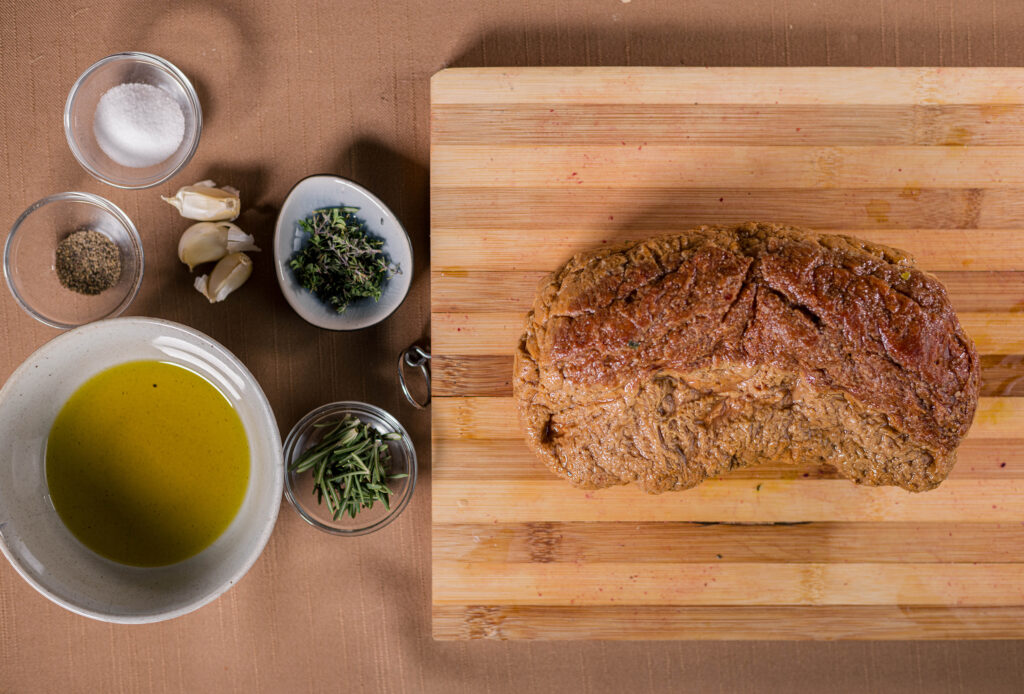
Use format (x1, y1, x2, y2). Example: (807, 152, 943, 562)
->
(512, 223, 980, 493)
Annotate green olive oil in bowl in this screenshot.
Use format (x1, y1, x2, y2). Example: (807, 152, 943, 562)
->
(45, 360, 249, 567)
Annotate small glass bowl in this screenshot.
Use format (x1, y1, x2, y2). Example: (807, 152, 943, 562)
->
(64, 52, 202, 189)
(283, 401, 417, 536)
(4, 192, 144, 329)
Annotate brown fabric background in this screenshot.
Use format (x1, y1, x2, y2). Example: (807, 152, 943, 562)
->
(1, 1, 1023, 692)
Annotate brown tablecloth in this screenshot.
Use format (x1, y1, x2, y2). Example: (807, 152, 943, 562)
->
(1, 1, 1023, 691)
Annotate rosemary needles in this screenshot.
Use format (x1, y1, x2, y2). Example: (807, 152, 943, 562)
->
(290, 414, 407, 520)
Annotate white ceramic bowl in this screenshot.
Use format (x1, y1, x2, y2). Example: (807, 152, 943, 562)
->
(0, 317, 282, 623)
(274, 175, 413, 330)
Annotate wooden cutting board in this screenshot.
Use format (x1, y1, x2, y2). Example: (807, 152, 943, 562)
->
(429, 67, 1024, 640)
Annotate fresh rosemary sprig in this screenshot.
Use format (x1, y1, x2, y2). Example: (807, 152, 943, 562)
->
(290, 414, 407, 520)
(289, 206, 398, 313)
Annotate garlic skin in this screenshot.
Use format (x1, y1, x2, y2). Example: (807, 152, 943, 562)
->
(194, 252, 253, 303)
(161, 180, 241, 221)
(178, 221, 260, 270)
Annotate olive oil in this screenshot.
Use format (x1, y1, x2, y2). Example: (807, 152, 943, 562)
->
(46, 360, 249, 567)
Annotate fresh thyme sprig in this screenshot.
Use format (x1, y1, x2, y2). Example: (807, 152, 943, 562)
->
(289, 206, 398, 313)
(290, 414, 407, 520)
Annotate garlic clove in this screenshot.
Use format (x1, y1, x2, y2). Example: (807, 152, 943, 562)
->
(161, 180, 241, 221)
(178, 221, 260, 271)
(193, 274, 211, 299)
(194, 252, 253, 303)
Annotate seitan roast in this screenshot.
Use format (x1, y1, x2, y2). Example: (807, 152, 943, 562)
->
(512, 222, 980, 493)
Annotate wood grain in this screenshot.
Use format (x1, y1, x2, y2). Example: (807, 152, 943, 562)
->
(433, 561, 1024, 606)
(431, 67, 1024, 640)
(433, 522, 1024, 563)
(431, 68, 1024, 105)
(431, 438, 1024, 481)
(432, 189, 1018, 231)
(432, 104, 1024, 147)
(434, 229, 1024, 271)
(432, 605, 1024, 640)
(433, 145, 1024, 189)
(432, 479, 1024, 524)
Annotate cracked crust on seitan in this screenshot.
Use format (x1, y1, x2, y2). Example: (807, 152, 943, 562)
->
(513, 222, 980, 493)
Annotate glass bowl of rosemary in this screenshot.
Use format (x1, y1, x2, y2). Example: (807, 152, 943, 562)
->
(283, 401, 417, 535)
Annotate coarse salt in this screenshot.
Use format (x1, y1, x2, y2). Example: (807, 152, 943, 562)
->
(92, 82, 185, 168)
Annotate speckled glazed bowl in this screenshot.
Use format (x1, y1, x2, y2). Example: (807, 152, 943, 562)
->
(274, 174, 413, 330)
(0, 317, 282, 623)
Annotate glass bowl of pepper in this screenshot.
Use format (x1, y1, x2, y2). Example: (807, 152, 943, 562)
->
(283, 401, 417, 535)
(4, 192, 144, 329)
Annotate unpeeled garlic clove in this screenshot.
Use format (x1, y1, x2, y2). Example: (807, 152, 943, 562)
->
(178, 221, 260, 271)
(161, 180, 241, 221)
(194, 252, 253, 303)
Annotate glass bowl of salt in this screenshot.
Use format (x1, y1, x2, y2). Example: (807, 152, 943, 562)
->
(64, 52, 202, 189)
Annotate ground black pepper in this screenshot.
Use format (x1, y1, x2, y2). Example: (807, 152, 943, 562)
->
(55, 229, 121, 295)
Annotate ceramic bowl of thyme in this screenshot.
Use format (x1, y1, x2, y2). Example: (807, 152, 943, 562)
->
(274, 175, 413, 331)
(283, 401, 417, 535)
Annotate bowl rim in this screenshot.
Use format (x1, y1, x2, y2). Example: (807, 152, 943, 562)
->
(0, 316, 283, 623)
(3, 191, 145, 330)
(64, 51, 203, 190)
(283, 400, 418, 536)
(273, 173, 414, 331)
